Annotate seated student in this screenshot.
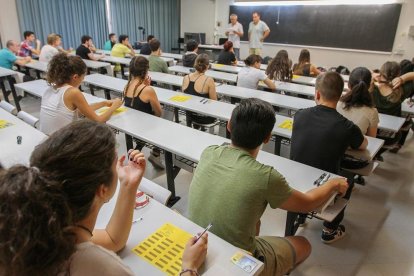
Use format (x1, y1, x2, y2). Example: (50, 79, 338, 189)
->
(292, 49, 321, 77)
(182, 54, 217, 128)
(0, 40, 31, 69)
(76, 35, 104, 61)
(148, 39, 169, 73)
(237, 54, 275, 90)
(140, 35, 155, 55)
(55, 34, 73, 54)
(265, 49, 293, 82)
(39, 33, 61, 62)
(372, 61, 414, 153)
(0, 120, 208, 275)
(104, 33, 117, 51)
(337, 67, 379, 137)
(122, 56, 164, 168)
(217, 41, 237, 65)
(18, 31, 41, 57)
(111, 34, 135, 72)
(291, 72, 367, 243)
(183, 40, 199, 68)
(39, 53, 122, 135)
(188, 98, 349, 276)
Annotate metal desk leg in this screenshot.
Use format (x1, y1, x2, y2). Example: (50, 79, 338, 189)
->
(274, 135, 283, 156)
(89, 84, 95, 96)
(164, 151, 181, 207)
(104, 89, 111, 100)
(0, 79, 10, 103)
(174, 108, 180, 123)
(121, 64, 126, 79)
(125, 134, 134, 151)
(285, 212, 299, 236)
(7, 77, 21, 111)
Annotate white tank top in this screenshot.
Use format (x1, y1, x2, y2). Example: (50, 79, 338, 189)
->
(40, 85, 79, 135)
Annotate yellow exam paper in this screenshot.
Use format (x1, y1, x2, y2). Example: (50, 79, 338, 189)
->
(278, 119, 293, 130)
(292, 75, 300, 79)
(132, 223, 192, 275)
(97, 106, 127, 115)
(169, 95, 191, 102)
(0, 120, 13, 129)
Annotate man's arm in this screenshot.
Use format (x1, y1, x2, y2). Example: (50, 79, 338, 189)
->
(262, 29, 270, 42)
(279, 178, 348, 213)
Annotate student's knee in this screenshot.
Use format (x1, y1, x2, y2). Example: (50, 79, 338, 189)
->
(285, 236, 311, 263)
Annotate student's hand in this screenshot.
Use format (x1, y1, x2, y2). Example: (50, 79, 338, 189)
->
(117, 150, 146, 189)
(327, 178, 349, 197)
(109, 98, 123, 110)
(36, 39, 41, 46)
(182, 233, 208, 271)
(144, 75, 151, 86)
(24, 56, 32, 62)
(391, 77, 403, 90)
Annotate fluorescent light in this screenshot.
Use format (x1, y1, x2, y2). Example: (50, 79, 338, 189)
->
(234, 0, 398, 6)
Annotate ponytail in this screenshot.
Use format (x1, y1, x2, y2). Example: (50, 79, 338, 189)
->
(0, 165, 75, 275)
(341, 67, 373, 109)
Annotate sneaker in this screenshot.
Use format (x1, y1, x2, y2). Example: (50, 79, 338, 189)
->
(321, 225, 346, 244)
(148, 153, 165, 170)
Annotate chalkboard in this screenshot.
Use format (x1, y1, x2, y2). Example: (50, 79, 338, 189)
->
(229, 4, 402, 52)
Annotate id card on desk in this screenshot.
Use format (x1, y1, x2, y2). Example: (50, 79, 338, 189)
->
(231, 252, 258, 273)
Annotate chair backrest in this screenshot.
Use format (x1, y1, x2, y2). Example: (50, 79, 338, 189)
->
(0, 101, 17, 115)
(139, 178, 172, 205)
(17, 111, 39, 128)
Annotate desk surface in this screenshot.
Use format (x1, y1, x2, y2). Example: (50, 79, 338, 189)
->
(211, 63, 241, 74)
(292, 74, 349, 86)
(0, 108, 46, 167)
(81, 59, 111, 69)
(0, 67, 18, 77)
(198, 44, 223, 50)
(169, 65, 237, 83)
(96, 180, 264, 275)
(24, 61, 48, 72)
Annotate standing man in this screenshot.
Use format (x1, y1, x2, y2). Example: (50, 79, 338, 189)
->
(225, 14, 244, 60)
(248, 12, 270, 56)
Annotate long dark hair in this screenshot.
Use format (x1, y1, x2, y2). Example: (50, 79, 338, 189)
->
(293, 49, 311, 75)
(340, 67, 374, 110)
(122, 56, 149, 106)
(265, 50, 292, 81)
(0, 166, 75, 275)
(30, 120, 117, 222)
(379, 61, 402, 103)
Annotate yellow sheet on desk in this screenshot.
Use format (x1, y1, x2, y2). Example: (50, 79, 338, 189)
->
(97, 107, 127, 115)
(0, 120, 13, 129)
(292, 75, 300, 79)
(169, 95, 191, 102)
(278, 119, 293, 130)
(132, 223, 192, 275)
(214, 64, 224, 67)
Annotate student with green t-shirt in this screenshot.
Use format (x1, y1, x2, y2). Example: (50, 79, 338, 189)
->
(111, 34, 135, 72)
(188, 98, 349, 276)
(148, 39, 169, 74)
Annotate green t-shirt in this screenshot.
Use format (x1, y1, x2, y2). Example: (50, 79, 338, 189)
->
(111, 43, 131, 71)
(148, 55, 169, 73)
(188, 145, 292, 253)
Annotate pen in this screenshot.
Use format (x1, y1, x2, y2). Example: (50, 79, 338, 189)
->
(200, 99, 205, 102)
(195, 223, 213, 242)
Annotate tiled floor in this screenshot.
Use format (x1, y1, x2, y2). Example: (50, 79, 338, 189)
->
(7, 89, 414, 276)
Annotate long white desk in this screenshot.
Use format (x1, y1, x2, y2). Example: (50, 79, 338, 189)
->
(237, 61, 267, 71)
(211, 63, 241, 74)
(14, 78, 347, 234)
(291, 74, 349, 86)
(24, 59, 111, 77)
(0, 108, 46, 167)
(168, 65, 237, 83)
(96, 181, 263, 275)
(0, 67, 21, 110)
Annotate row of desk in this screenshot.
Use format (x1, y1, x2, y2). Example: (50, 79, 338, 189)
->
(0, 108, 264, 275)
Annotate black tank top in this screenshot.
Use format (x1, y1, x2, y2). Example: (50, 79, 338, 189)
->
(183, 74, 209, 98)
(124, 85, 153, 115)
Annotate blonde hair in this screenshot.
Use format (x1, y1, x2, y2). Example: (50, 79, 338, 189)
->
(47, 33, 60, 45)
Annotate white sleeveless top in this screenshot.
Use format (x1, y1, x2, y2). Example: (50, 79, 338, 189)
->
(40, 85, 79, 135)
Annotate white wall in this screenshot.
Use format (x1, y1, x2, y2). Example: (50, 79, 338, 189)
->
(182, 0, 414, 70)
(0, 0, 21, 45)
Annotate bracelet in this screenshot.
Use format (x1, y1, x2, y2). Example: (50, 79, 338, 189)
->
(180, 268, 200, 276)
